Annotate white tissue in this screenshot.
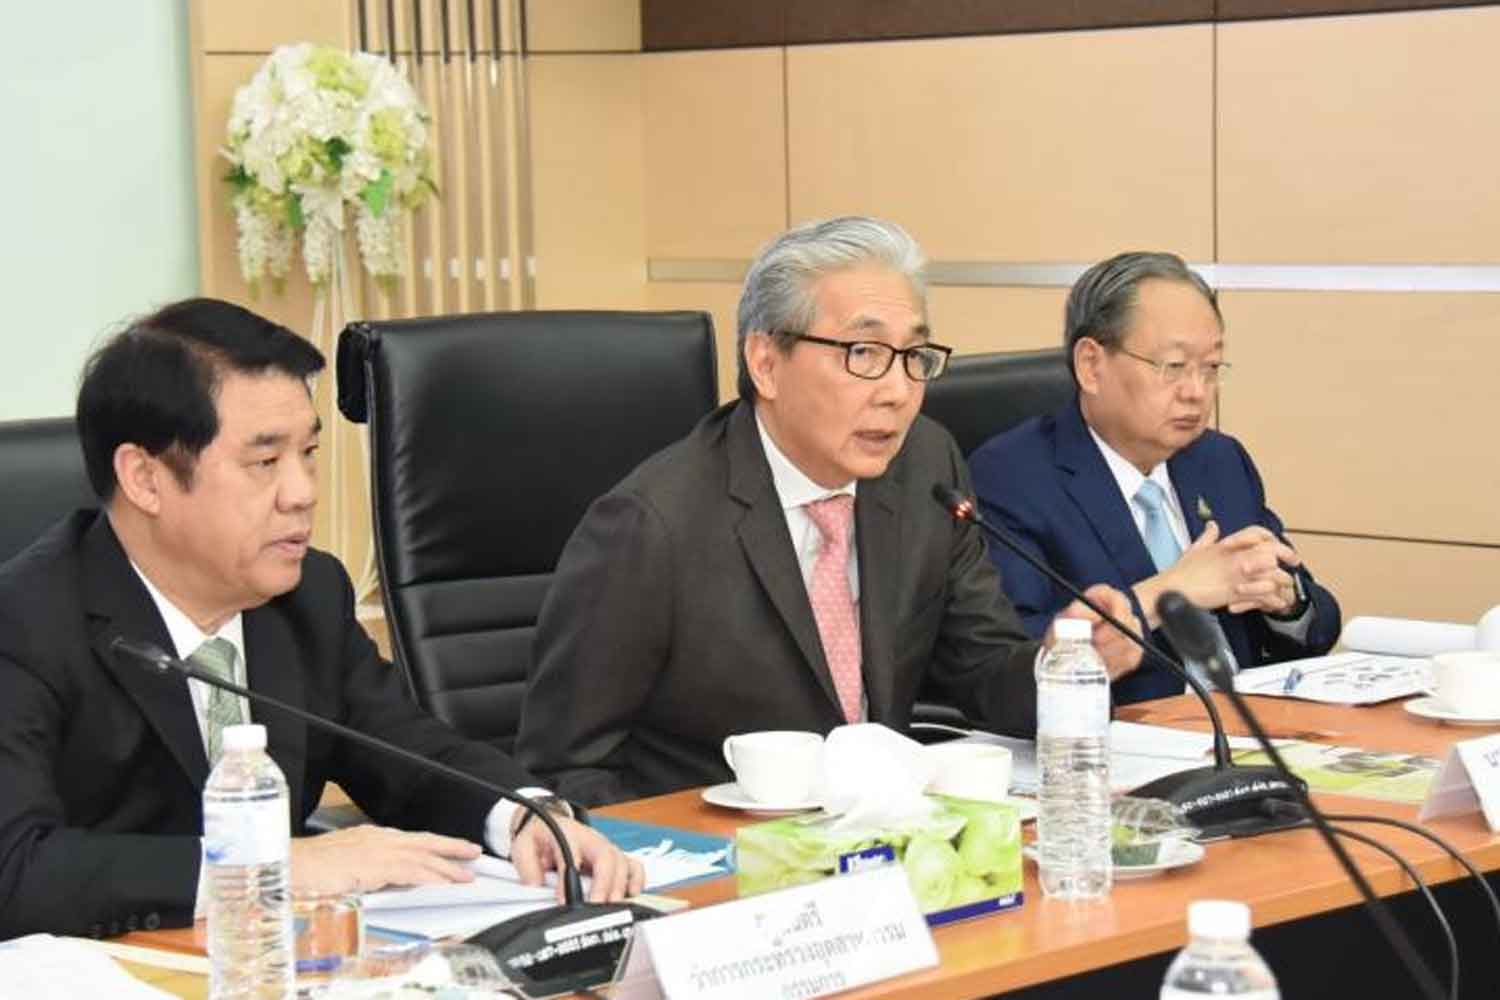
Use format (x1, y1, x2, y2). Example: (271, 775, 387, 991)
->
(812, 723, 938, 830)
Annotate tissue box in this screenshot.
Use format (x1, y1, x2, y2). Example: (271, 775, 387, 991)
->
(734, 795, 1024, 926)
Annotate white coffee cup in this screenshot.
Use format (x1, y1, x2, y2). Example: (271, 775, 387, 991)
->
(722, 731, 824, 804)
(1427, 650, 1500, 716)
(1476, 605, 1500, 653)
(923, 743, 1014, 802)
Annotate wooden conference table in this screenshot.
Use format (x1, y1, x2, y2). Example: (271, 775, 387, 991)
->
(120, 692, 1500, 998)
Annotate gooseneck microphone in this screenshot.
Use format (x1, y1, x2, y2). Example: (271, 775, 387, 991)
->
(931, 484, 1302, 837)
(1156, 593, 1446, 1000)
(110, 636, 655, 998)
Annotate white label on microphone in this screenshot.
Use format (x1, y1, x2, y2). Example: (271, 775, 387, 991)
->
(203, 792, 289, 867)
(1037, 686, 1110, 739)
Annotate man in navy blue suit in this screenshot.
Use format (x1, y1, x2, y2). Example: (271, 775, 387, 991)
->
(969, 252, 1340, 703)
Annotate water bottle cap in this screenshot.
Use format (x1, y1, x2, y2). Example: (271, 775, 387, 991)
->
(220, 723, 267, 752)
(1054, 618, 1092, 642)
(1187, 899, 1251, 940)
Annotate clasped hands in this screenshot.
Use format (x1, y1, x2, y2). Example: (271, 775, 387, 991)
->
(1153, 522, 1302, 620)
(287, 814, 643, 903)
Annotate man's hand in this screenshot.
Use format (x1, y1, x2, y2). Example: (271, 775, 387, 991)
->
(511, 814, 645, 903)
(1137, 522, 1299, 623)
(1047, 584, 1143, 680)
(289, 826, 481, 897)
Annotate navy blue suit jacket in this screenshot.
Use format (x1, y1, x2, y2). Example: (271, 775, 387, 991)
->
(968, 399, 1340, 703)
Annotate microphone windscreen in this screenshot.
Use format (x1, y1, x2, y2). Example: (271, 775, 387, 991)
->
(1156, 591, 1221, 661)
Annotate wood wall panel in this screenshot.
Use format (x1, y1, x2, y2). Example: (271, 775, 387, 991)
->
(526, 0, 641, 52)
(1287, 532, 1500, 624)
(644, 282, 741, 403)
(1217, 290, 1500, 544)
(787, 28, 1214, 262)
(929, 287, 1068, 356)
(529, 56, 648, 309)
(200, 0, 350, 52)
(1218, 6, 1500, 264)
(643, 49, 788, 259)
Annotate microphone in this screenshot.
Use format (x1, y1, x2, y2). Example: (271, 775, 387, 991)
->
(1154, 598, 1446, 1000)
(931, 484, 1302, 837)
(110, 636, 656, 998)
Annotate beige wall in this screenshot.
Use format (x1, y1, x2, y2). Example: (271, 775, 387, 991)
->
(192, 2, 1500, 624)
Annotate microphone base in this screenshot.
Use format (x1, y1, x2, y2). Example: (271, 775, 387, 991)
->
(466, 900, 661, 997)
(1130, 764, 1308, 840)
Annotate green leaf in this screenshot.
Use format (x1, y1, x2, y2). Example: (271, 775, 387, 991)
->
(361, 168, 394, 218)
(287, 193, 305, 230)
(223, 164, 254, 192)
(325, 136, 352, 172)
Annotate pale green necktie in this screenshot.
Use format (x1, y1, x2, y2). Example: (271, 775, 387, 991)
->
(191, 637, 244, 766)
(1134, 480, 1238, 688)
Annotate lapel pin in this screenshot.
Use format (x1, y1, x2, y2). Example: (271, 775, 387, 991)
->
(1196, 496, 1214, 521)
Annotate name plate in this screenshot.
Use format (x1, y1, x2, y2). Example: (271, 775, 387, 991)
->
(613, 864, 937, 1000)
(1419, 732, 1500, 831)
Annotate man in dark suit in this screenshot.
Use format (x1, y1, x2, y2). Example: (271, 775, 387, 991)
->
(519, 217, 1143, 806)
(0, 298, 639, 940)
(969, 252, 1340, 704)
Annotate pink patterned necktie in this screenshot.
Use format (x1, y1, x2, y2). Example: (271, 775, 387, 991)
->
(805, 494, 862, 723)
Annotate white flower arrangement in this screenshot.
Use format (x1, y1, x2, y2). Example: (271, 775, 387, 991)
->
(223, 43, 436, 292)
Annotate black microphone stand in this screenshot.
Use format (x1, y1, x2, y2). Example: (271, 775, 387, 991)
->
(932, 483, 1303, 837)
(1155, 592, 1446, 1000)
(111, 636, 655, 998)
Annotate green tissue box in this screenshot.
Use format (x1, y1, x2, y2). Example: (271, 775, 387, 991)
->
(734, 795, 1024, 926)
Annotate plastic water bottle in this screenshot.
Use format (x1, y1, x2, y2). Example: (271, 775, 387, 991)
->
(204, 723, 294, 999)
(1161, 900, 1280, 998)
(1035, 617, 1112, 899)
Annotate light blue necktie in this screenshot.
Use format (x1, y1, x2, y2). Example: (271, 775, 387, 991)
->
(1134, 480, 1236, 689)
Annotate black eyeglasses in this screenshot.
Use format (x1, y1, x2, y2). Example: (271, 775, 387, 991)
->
(779, 332, 953, 382)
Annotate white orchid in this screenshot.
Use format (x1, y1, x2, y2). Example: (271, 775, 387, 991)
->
(223, 44, 435, 291)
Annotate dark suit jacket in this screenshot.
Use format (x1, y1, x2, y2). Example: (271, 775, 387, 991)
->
(968, 398, 1340, 703)
(518, 402, 1041, 806)
(0, 511, 537, 939)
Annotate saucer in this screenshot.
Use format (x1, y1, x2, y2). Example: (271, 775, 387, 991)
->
(1023, 839, 1204, 879)
(1403, 696, 1500, 727)
(701, 782, 821, 814)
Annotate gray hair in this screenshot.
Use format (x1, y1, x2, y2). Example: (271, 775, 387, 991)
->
(735, 216, 928, 402)
(1063, 251, 1221, 383)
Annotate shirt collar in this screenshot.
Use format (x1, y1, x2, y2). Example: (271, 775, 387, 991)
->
(1087, 424, 1177, 512)
(128, 561, 246, 667)
(755, 412, 858, 511)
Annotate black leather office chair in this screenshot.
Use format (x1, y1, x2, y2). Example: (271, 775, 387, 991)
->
(337, 311, 718, 753)
(0, 417, 97, 566)
(920, 347, 1074, 458)
(912, 347, 1075, 735)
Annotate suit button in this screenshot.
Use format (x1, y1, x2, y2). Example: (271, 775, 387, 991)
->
(144, 912, 161, 930)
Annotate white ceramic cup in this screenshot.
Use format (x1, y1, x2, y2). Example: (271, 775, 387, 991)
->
(1476, 605, 1500, 653)
(722, 731, 824, 804)
(1427, 650, 1500, 716)
(923, 743, 1014, 802)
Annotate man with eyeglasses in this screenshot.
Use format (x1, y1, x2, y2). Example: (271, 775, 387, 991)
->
(970, 251, 1340, 703)
(518, 217, 1143, 805)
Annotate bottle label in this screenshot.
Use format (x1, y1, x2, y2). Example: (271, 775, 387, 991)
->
(1163, 989, 1278, 999)
(204, 794, 290, 866)
(1037, 685, 1109, 739)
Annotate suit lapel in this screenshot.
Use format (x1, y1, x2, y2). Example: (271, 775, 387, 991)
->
(243, 605, 307, 810)
(726, 405, 843, 714)
(1168, 444, 1212, 542)
(1054, 401, 1158, 586)
(82, 516, 210, 787)
(855, 468, 901, 723)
